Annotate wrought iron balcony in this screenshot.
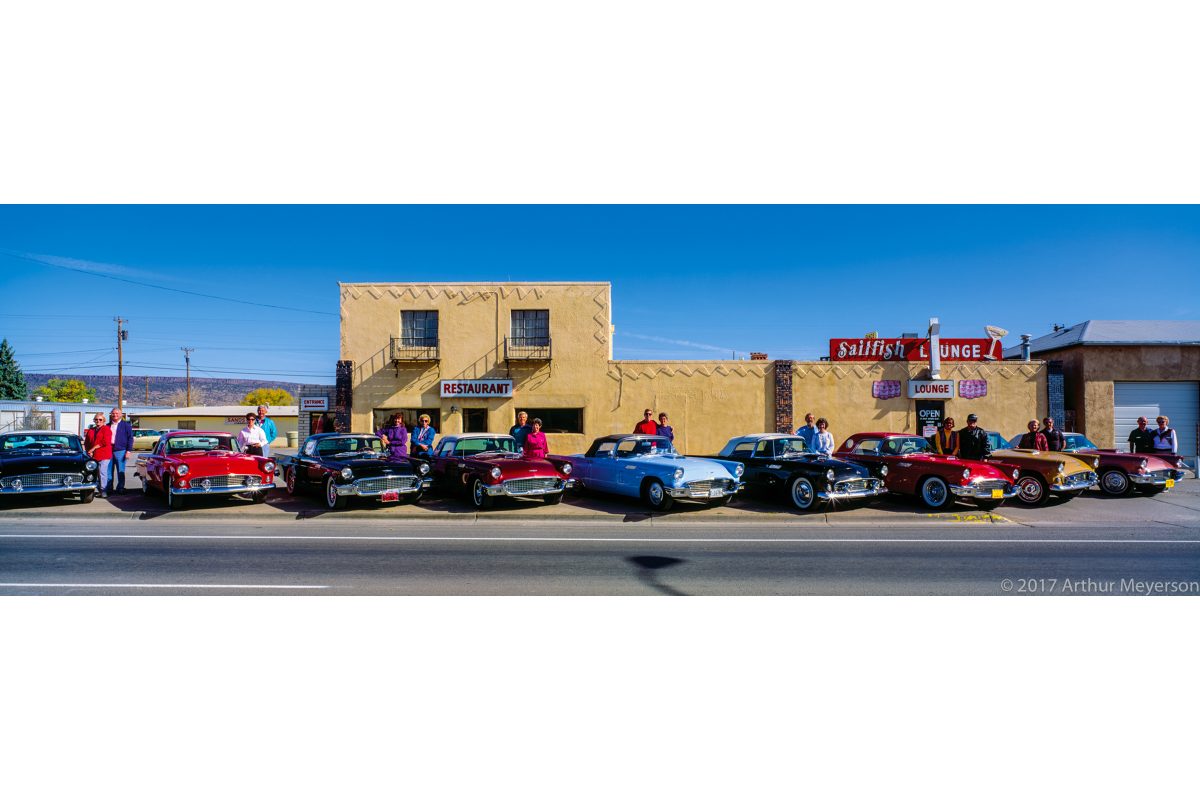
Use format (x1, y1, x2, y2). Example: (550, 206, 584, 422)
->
(390, 336, 440, 362)
(504, 336, 552, 362)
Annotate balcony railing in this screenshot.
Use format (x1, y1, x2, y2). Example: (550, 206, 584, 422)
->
(504, 336, 552, 362)
(390, 336, 440, 362)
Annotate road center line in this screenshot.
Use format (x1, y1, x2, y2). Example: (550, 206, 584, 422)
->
(0, 533, 1196, 544)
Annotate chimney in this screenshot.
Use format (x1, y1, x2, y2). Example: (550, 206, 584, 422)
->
(1020, 334, 1031, 361)
(750, 352, 768, 361)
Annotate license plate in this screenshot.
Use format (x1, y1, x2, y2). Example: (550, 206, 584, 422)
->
(708, 488, 723, 498)
(991, 489, 1003, 499)
(1166, 479, 1175, 489)
(380, 490, 400, 503)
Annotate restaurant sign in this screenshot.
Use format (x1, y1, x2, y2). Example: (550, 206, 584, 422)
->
(440, 379, 514, 398)
(830, 338, 1000, 362)
(907, 380, 955, 399)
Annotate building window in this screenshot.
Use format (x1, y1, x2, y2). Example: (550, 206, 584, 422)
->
(372, 408, 442, 432)
(177, 420, 196, 430)
(510, 310, 549, 346)
(400, 310, 438, 347)
(521, 408, 583, 434)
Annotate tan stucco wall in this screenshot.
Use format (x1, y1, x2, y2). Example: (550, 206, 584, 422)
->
(790, 361, 1046, 447)
(1050, 344, 1200, 448)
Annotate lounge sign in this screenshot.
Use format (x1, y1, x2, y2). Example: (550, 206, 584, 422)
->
(830, 338, 999, 361)
(440, 379, 514, 398)
(908, 380, 955, 399)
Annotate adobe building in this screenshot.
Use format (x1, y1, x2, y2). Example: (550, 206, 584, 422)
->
(1005, 320, 1199, 468)
(337, 282, 1046, 456)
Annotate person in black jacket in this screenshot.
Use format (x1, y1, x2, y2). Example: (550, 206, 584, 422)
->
(958, 413, 991, 460)
(1041, 417, 1065, 451)
(1127, 417, 1155, 453)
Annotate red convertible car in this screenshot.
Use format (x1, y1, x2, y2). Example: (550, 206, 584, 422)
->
(1012, 431, 1186, 497)
(835, 431, 1019, 510)
(136, 431, 276, 510)
(430, 433, 575, 509)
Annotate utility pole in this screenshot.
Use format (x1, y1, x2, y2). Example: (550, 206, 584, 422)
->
(115, 317, 128, 407)
(181, 347, 194, 406)
(145, 376, 150, 404)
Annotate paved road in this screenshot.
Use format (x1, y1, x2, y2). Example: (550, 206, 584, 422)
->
(2, 516, 1197, 595)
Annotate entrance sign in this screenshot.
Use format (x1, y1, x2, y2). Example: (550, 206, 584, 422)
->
(830, 338, 995, 362)
(300, 397, 329, 411)
(908, 380, 955, 399)
(440, 380, 514, 398)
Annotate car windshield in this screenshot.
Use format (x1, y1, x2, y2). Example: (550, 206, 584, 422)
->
(881, 436, 932, 456)
(988, 432, 1010, 450)
(166, 435, 234, 453)
(316, 437, 384, 457)
(616, 437, 677, 458)
(455, 437, 518, 456)
(135, 429, 160, 436)
(773, 437, 810, 457)
(0, 434, 81, 452)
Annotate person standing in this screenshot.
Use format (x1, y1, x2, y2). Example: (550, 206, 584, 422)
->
(633, 409, 658, 435)
(108, 407, 134, 494)
(1041, 417, 1065, 452)
(795, 412, 818, 451)
(1128, 417, 1155, 453)
(237, 412, 268, 455)
(524, 418, 550, 460)
(257, 405, 278, 458)
(376, 412, 409, 459)
(86, 413, 113, 498)
(958, 413, 991, 460)
(812, 418, 835, 456)
(656, 412, 674, 443)
(412, 414, 437, 457)
(1017, 420, 1049, 451)
(509, 411, 532, 450)
(1152, 416, 1178, 455)
(931, 417, 960, 455)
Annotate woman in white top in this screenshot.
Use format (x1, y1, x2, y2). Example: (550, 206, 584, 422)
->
(812, 417, 835, 456)
(237, 412, 269, 456)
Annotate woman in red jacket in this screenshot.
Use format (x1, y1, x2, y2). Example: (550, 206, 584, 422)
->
(85, 413, 114, 497)
(524, 418, 550, 460)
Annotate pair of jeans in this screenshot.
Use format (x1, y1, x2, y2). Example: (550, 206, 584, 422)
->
(96, 459, 111, 494)
(110, 450, 127, 492)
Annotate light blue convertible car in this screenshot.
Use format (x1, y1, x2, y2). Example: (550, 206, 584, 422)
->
(549, 434, 744, 511)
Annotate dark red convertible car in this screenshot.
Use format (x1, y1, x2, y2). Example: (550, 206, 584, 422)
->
(835, 431, 1018, 510)
(430, 433, 575, 509)
(1008, 431, 1186, 497)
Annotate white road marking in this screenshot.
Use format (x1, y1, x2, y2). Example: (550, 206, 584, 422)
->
(0, 582, 331, 589)
(0, 533, 1196, 545)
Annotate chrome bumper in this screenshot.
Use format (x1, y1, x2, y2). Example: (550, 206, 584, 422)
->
(1130, 470, 1186, 486)
(1052, 472, 1099, 493)
(0, 480, 97, 495)
(484, 478, 574, 497)
(173, 481, 275, 496)
(668, 481, 742, 499)
(336, 477, 433, 497)
(817, 480, 887, 501)
(951, 483, 1018, 500)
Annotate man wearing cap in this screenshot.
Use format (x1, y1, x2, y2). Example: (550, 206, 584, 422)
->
(958, 413, 991, 460)
(1042, 417, 1065, 452)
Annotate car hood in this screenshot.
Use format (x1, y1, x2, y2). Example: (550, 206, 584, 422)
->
(991, 448, 1095, 475)
(775, 454, 871, 479)
(1071, 448, 1176, 471)
(324, 455, 416, 475)
(0, 451, 91, 474)
(469, 454, 561, 477)
(169, 450, 271, 475)
(887, 452, 1012, 479)
(633, 454, 740, 478)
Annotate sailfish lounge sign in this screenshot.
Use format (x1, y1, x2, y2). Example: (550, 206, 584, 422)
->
(830, 338, 999, 361)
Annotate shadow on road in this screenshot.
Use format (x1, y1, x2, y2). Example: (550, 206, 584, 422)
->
(626, 555, 689, 596)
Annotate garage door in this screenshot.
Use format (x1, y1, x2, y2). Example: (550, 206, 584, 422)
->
(1114, 381, 1198, 467)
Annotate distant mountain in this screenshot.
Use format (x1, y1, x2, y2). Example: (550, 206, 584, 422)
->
(25, 374, 333, 406)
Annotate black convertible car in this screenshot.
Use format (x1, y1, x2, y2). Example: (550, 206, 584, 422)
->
(280, 433, 433, 510)
(714, 433, 887, 511)
(0, 430, 99, 503)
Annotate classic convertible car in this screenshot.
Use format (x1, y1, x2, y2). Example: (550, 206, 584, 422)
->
(550, 434, 743, 511)
(834, 432, 1017, 511)
(132, 428, 164, 451)
(430, 433, 574, 509)
(0, 430, 99, 504)
(136, 430, 276, 509)
(282, 433, 433, 509)
(716, 433, 886, 511)
(984, 432, 1098, 506)
(1005, 431, 1186, 497)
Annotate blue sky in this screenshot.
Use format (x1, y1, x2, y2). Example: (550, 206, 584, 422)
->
(1, 205, 1197, 384)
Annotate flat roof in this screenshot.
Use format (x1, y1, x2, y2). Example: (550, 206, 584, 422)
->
(135, 405, 298, 417)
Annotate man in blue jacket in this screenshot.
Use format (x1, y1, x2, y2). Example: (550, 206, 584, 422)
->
(108, 407, 135, 494)
(257, 405, 278, 458)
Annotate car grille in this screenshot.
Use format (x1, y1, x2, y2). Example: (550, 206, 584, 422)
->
(971, 479, 1009, 491)
(1148, 469, 1175, 480)
(683, 478, 736, 491)
(357, 475, 418, 493)
(196, 474, 262, 488)
(1, 472, 86, 488)
(834, 478, 875, 493)
(1062, 472, 1096, 488)
(503, 477, 560, 493)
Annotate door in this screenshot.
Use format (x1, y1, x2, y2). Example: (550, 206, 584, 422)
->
(1114, 382, 1198, 466)
(59, 411, 82, 436)
(463, 408, 488, 433)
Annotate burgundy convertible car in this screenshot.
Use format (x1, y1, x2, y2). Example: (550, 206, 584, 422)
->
(429, 433, 575, 509)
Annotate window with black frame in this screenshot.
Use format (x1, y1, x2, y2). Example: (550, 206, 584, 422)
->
(400, 310, 438, 347)
(522, 408, 583, 434)
(510, 309, 549, 346)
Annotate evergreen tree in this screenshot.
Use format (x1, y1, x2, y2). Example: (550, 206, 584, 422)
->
(0, 339, 29, 400)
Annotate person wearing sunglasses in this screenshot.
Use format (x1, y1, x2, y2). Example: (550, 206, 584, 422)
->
(633, 408, 658, 435)
(84, 413, 113, 498)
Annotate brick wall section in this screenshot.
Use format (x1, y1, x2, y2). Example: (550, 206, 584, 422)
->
(773, 360, 794, 433)
(296, 383, 337, 441)
(1047, 360, 1065, 427)
(335, 360, 353, 433)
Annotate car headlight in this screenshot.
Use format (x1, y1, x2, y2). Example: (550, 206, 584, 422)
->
(341, 467, 353, 479)
(264, 461, 276, 473)
(560, 463, 572, 475)
(1057, 463, 1065, 473)
(1139, 459, 1147, 470)
(419, 462, 430, 475)
(674, 468, 685, 480)
(1093, 458, 1100, 469)
(826, 469, 835, 481)
(879, 464, 888, 476)
(1012, 469, 1019, 480)
(490, 466, 502, 479)
(85, 460, 97, 471)
(962, 468, 971, 480)
(735, 464, 744, 477)
(176, 464, 189, 476)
